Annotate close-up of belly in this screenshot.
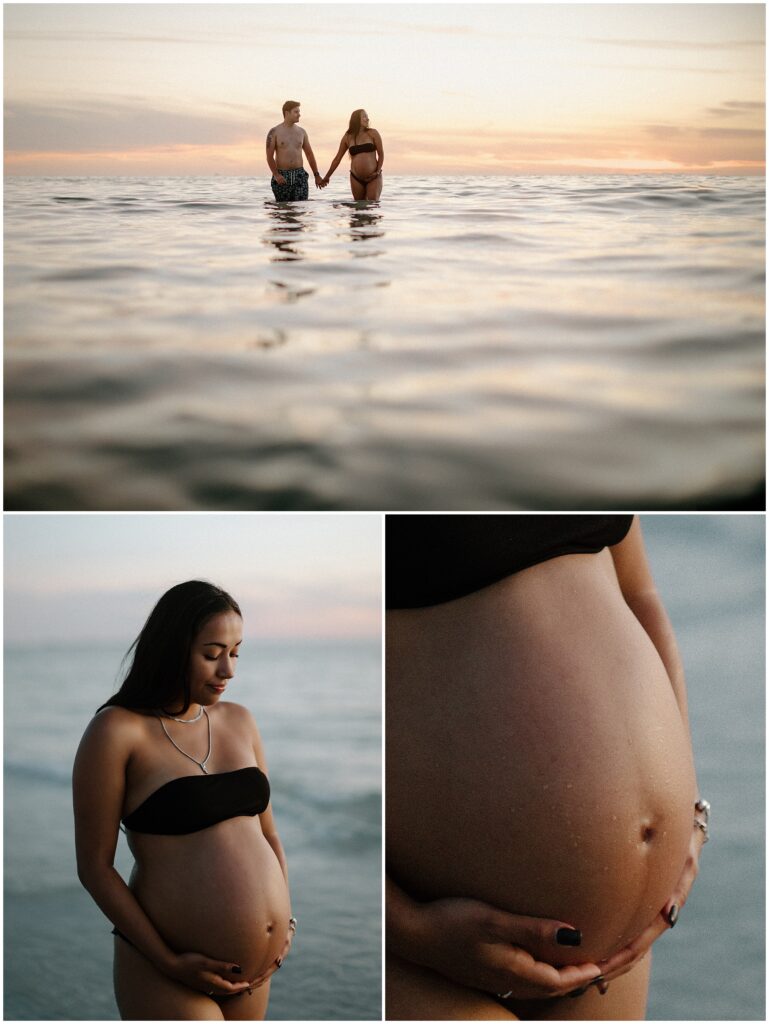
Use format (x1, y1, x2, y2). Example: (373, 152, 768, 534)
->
(131, 817, 290, 980)
(387, 552, 696, 966)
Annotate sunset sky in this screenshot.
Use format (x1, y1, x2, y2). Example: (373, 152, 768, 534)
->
(4, 3, 766, 175)
(4, 514, 381, 642)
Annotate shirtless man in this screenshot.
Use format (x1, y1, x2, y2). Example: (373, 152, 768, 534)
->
(266, 101, 324, 201)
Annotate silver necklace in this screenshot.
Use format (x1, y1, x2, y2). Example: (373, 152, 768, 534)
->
(162, 703, 203, 724)
(158, 706, 212, 773)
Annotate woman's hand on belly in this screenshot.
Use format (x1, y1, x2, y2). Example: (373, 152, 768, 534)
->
(248, 920, 296, 989)
(165, 951, 254, 997)
(389, 885, 605, 1000)
(597, 824, 706, 987)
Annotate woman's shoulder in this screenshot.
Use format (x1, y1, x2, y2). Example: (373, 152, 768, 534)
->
(216, 700, 261, 738)
(216, 699, 256, 724)
(86, 705, 150, 742)
(76, 704, 148, 768)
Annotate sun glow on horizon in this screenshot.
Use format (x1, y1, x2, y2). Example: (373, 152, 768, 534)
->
(4, 4, 765, 176)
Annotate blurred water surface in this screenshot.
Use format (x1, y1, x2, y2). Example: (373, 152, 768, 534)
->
(5, 175, 764, 510)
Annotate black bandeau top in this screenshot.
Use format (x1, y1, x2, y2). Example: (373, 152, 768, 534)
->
(122, 766, 270, 835)
(349, 142, 376, 155)
(386, 514, 634, 609)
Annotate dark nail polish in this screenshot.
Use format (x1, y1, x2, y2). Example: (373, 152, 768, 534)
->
(567, 986, 589, 998)
(667, 904, 679, 928)
(556, 927, 582, 946)
(231, 965, 242, 974)
(591, 975, 605, 987)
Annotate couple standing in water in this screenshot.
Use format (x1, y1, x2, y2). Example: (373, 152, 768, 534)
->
(266, 100, 383, 202)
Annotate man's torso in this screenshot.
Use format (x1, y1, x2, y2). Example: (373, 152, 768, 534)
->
(271, 124, 305, 169)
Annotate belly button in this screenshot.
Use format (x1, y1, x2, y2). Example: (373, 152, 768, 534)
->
(641, 824, 657, 844)
(266, 922, 274, 934)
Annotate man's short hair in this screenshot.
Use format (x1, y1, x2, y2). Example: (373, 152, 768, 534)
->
(282, 100, 300, 114)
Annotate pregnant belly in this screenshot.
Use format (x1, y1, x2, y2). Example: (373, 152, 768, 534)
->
(350, 154, 377, 177)
(387, 552, 696, 965)
(131, 817, 290, 979)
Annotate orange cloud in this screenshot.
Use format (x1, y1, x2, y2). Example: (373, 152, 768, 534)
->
(6, 122, 765, 177)
(4, 141, 261, 176)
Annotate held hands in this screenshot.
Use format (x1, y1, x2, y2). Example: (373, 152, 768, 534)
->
(402, 897, 605, 1000)
(166, 952, 253, 997)
(314, 172, 327, 190)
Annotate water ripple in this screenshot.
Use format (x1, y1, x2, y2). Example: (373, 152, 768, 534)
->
(5, 173, 764, 510)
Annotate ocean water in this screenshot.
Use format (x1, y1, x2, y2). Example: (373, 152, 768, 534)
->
(4, 639, 382, 1021)
(4, 175, 764, 511)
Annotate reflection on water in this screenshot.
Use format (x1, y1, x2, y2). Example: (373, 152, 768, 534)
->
(4, 175, 764, 511)
(263, 202, 313, 261)
(344, 202, 385, 247)
(263, 199, 386, 262)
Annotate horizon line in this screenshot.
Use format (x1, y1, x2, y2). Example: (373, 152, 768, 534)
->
(5, 169, 766, 178)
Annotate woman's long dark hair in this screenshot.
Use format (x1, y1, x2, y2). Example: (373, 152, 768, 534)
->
(98, 581, 241, 715)
(347, 109, 371, 144)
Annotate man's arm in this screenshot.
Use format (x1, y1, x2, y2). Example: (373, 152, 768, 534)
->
(302, 132, 323, 187)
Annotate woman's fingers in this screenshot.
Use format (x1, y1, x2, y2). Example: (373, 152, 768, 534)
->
(597, 915, 668, 983)
(488, 910, 585, 960)
(491, 945, 602, 999)
(249, 957, 283, 989)
(202, 960, 252, 993)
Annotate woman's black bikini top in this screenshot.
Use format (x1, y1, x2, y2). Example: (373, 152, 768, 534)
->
(122, 766, 270, 835)
(349, 142, 376, 155)
(386, 515, 634, 608)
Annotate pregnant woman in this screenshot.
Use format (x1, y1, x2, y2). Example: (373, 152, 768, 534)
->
(73, 581, 295, 1021)
(386, 515, 708, 1020)
(322, 108, 384, 199)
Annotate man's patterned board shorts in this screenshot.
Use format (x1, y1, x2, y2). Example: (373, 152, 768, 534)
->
(271, 167, 309, 201)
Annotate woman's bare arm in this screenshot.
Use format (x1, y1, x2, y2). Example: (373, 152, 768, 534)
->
(370, 129, 384, 179)
(322, 136, 351, 183)
(249, 714, 289, 886)
(609, 515, 693, 740)
(74, 709, 179, 968)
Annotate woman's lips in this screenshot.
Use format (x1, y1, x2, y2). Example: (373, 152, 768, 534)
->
(208, 683, 227, 693)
